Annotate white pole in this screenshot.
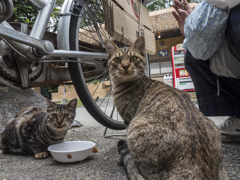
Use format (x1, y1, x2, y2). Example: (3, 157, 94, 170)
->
(139, 0, 143, 36)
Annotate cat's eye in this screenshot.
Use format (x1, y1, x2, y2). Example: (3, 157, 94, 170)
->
(64, 114, 69, 118)
(130, 56, 137, 62)
(52, 113, 57, 118)
(114, 57, 121, 63)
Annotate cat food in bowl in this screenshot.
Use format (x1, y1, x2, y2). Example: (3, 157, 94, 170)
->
(48, 141, 95, 163)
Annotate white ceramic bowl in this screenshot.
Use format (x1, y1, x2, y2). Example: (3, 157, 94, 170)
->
(48, 141, 95, 163)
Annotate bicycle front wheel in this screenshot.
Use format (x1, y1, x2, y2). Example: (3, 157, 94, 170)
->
(68, 0, 150, 130)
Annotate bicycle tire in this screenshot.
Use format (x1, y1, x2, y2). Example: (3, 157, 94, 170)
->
(68, 0, 125, 130)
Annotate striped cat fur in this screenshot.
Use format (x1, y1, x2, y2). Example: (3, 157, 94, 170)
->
(105, 36, 228, 180)
(0, 98, 77, 159)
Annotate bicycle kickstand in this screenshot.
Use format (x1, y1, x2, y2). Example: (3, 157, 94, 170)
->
(103, 127, 126, 138)
(103, 105, 126, 138)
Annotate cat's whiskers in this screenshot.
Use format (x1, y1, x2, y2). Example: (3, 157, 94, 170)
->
(135, 69, 146, 77)
(104, 75, 111, 81)
(135, 69, 146, 78)
(109, 70, 119, 80)
(110, 74, 119, 81)
(134, 72, 146, 85)
(136, 70, 148, 84)
(110, 69, 118, 75)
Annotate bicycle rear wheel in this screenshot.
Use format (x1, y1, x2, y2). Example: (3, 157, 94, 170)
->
(68, 0, 150, 130)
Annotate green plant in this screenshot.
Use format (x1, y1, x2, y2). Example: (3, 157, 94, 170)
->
(9, 0, 38, 26)
(76, 99, 83, 107)
(8, 0, 64, 32)
(87, 80, 102, 85)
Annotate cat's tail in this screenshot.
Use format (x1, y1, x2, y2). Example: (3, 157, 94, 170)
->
(117, 140, 145, 180)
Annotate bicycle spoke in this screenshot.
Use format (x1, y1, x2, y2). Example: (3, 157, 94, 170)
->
(85, 2, 103, 24)
(78, 44, 100, 52)
(90, 81, 101, 96)
(73, 0, 106, 48)
(79, 62, 107, 69)
(99, 88, 111, 107)
(109, 90, 116, 119)
(79, 30, 100, 45)
(85, 74, 108, 83)
(69, 0, 125, 129)
(82, 68, 106, 75)
(87, 69, 108, 86)
(99, 28, 108, 41)
(80, 59, 107, 68)
(104, 89, 112, 114)
(110, 105, 115, 119)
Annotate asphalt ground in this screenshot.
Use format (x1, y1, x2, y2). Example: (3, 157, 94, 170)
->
(0, 100, 239, 179)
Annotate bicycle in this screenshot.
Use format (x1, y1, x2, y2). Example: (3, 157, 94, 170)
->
(0, 0, 154, 130)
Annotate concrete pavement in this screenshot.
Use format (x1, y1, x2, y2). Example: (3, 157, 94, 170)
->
(0, 101, 239, 179)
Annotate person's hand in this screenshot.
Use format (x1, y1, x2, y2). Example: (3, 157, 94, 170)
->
(172, 0, 192, 37)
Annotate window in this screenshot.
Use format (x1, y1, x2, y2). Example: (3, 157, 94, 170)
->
(150, 62, 160, 75)
(150, 58, 172, 76)
(160, 61, 172, 73)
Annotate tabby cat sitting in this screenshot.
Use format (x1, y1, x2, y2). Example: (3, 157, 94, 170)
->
(105, 36, 227, 180)
(0, 98, 77, 159)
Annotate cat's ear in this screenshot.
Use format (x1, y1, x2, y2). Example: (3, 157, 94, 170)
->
(67, 98, 77, 112)
(132, 36, 145, 55)
(105, 40, 119, 57)
(45, 97, 56, 108)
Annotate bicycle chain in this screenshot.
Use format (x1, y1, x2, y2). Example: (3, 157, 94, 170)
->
(0, 41, 43, 85)
(0, 62, 43, 82)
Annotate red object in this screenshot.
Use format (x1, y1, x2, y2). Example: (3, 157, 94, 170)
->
(131, 0, 139, 19)
(171, 45, 195, 91)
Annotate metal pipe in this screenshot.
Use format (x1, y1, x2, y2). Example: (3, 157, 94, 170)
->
(30, 0, 56, 40)
(139, 0, 143, 35)
(47, 50, 108, 59)
(1, 21, 14, 29)
(0, 0, 14, 23)
(57, 0, 73, 51)
(30, 0, 47, 9)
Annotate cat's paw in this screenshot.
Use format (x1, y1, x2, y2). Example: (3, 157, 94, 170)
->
(117, 140, 129, 157)
(117, 156, 123, 166)
(35, 152, 48, 159)
(117, 140, 127, 152)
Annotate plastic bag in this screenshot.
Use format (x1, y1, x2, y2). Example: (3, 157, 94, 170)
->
(183, 2, 228, 60)
(210, 39, 240, 78)
(202, 0, 240, 9)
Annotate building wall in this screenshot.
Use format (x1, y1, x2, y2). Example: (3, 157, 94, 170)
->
(149, 3, 197, 33)
(51, 82, 111, 101)
(147, 3, 197, 78)
(149, 36, 184, 61)
(149, 36, 184, 77)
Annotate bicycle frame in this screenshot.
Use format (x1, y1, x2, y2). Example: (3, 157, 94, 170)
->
(1, 0, 108, 59)
(0, 0, 108, 88)
(0, 0, 150, 89)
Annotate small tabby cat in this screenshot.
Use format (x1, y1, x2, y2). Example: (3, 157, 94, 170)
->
(105, 36, 228, 180)
(0, 98, 77, 159)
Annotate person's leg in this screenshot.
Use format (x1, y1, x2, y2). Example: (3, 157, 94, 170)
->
(184, 50, 240, 117)
(184, 50, 240, 142)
